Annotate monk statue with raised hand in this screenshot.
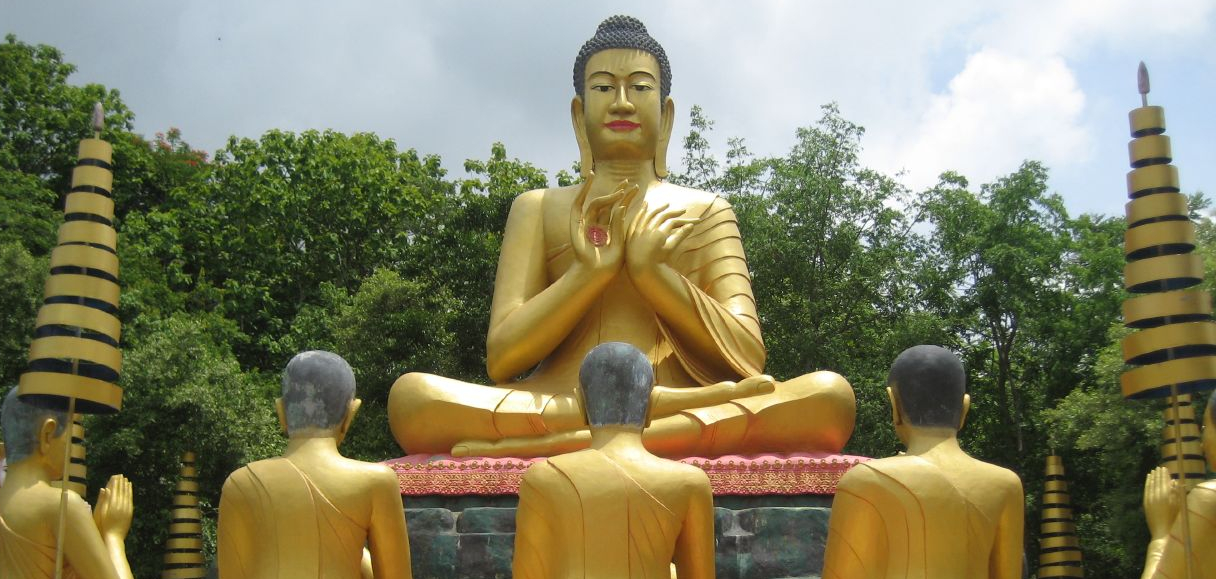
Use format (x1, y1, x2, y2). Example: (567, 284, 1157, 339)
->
(389, 14, 855, 459)
(0, 389, 134, 579)
(513, 342, 715, 579)
(1141, 397, 1216, 579)
(822, 346, 1024, 579)
(218, 351, 411, 579)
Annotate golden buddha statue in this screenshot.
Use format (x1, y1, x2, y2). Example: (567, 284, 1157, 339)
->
(0, 389, 134, 579)
(388, 14, 855, 459)
(822, 346, 1025, 579)
(513, 342, 715, 578)
(1141, 398, 1215, 579)
(218, 351, 411, 579)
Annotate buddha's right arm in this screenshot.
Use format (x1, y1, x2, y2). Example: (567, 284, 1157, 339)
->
(487, 189, 616, 382)
(62, 493, 133, 579)
(369, 469, 412, 578)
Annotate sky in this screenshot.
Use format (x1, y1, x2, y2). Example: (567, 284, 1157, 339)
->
(3, 1, 1214, 219)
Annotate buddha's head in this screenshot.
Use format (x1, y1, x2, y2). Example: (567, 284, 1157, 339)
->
(276, 351, 361, 443)
(578, 342, 654, 429)
(571, 15, 675, 178)
(0, 388, 68, 473)
(886, 345, 970, 444)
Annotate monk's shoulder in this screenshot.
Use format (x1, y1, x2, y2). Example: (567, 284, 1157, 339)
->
(654, 183, 725, 213)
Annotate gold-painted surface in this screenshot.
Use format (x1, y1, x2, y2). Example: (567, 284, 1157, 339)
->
(1038, 456, 1084, 578)
(49, 244, 120, 279)
(0, 403, 133, 578)
(18, 372, 123, 411)
(1161, 395, 1206, 490)
(1127, 165, 1181, 196)
(1124, 254, 1204, 292)
(1140, 408, 1215, 578)
(513, 427, 715, 579)
(1129, 135, 1172, 166)
(1130, 106, 1166, 137)
(1121, 321, 1216, 364)
(56, 221, 117, 250)
(1123, 291, 1212, 327)
(1126, 193, 1189, 225)
(49, 417, 87, 498)
(1124, 220, 1196, 256)
(64, 193, 115, 221)
(78, 139, 113, 163)
(28, 336, 123, 373)
(218, 397, 411, 578)
(36, 304, 122, 342)
(822, 385, 1023, 579)
(70, 165, 113, 193)
(1120, 356, 1216, 399)
(43, 274, 121, 308)
(387, 44, 855, 458)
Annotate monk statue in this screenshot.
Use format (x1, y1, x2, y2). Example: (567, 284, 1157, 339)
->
(822, 345, 1024, 579)
(218, 351, 411, 579)
(513, 342, 715, 578)
(388, 14, 855, 459)
(0, 389, 134, 579)
(1141, 398, 1215, 579)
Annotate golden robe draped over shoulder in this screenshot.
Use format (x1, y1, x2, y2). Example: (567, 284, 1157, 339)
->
(0, 513, 79, 579)
(513, 451, 683, 579)
(823, 457, 996, 579)
(218, 458, 366, 579)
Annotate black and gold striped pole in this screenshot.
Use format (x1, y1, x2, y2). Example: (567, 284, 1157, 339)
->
(1037, 455, 1084, 578)
(1119, 63, 1214, 579)
(162, 451, 206, 579)
(1161, 393, 1206, 490)
(16, 103, 124, 579)
(48, 415, 87, 497)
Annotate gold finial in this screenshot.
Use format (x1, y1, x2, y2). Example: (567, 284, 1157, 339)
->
(91, 102, 104, 137)
(1138, 62, 1150, 107)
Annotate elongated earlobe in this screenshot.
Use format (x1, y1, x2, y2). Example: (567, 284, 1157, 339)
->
(655, 97, 675, 178)
(571, 96, 594, 179)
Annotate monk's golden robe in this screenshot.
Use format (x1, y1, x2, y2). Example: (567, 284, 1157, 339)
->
(513, 451, 689, 579)
(218, 458, 367, 579)
(0, 513, 79, 579)
(1150, 482, 1216, 579)
(822, 457, 1001, 579)
(530, 190, 763, 392)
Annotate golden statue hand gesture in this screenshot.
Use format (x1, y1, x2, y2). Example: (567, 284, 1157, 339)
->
(93, 474, 133, 541)
(1143, 466, 1181, 539)
(570, 174, 639, 281)
(625, 202, 699, 278)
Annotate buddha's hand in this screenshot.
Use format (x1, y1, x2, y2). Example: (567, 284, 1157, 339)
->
(94, 474, 133, 541)
(570, 173, 639, 280)
(625, 201, 699, 278)
(1143, 466, 1180, 539)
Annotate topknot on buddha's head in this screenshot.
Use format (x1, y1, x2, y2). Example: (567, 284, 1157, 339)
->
(573, 15, 671, 101)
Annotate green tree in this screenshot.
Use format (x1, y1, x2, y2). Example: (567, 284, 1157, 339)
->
(0, 242, 45, 388)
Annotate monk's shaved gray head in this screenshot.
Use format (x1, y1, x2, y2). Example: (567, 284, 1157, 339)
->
(888, 345, 966, 429)
(579, 342, 654, 427)
(281, 351, 356, 434)
(1, 388, 67, 462)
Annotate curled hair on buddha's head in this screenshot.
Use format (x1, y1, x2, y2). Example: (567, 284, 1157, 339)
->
(1, 388, 67, 463)
(579, 342, 654, 427)
(573, 15, 672, 101)
(888, 345, 967, 429)
(281, 351, 356, 434)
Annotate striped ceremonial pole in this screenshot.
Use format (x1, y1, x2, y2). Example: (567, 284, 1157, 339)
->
(1037, 455, 1084, 578)
(162, 451, 206, 579)
(1119, 64, 1215, 579)
(48, 415, 87, 497)
(17, 103, 124, 579)
(1161, 394, 1206, 490)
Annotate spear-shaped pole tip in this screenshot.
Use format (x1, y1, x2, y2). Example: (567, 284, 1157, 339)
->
(91, 102, 104, 135)
(1138, 62, 1150, 106)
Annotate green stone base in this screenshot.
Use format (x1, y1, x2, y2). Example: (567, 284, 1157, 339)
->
(403, 494, 833, 579)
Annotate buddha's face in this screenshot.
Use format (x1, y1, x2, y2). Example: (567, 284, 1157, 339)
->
(579, 48, 666, 162)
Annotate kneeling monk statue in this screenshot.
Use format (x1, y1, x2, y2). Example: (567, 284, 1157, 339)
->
(389, 15, 856, 458)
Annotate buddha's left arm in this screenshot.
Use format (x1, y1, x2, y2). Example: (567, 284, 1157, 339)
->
(369, 469, 412, 578)
(629, 197, 765, 382)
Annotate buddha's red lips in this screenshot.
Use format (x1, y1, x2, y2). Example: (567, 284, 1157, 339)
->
(605, 120, 641, 131)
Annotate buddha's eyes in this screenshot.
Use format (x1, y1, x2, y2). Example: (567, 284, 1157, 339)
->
(632, 84, 654, 92)
(590, 84, 614, 93)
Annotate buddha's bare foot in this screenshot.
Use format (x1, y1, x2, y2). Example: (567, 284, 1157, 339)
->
(451, 430, 592, 458)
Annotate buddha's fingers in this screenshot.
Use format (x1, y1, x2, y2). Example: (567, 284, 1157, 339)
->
(451, 430, 592, 458)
